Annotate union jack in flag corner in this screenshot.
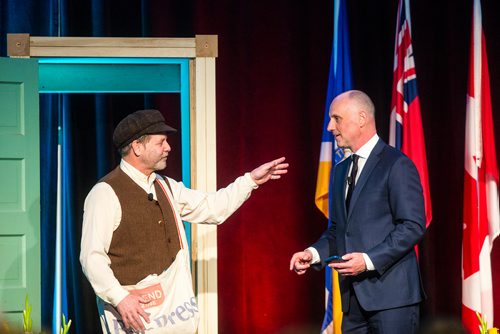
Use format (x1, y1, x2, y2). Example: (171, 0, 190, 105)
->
(389, 0, 432, 236)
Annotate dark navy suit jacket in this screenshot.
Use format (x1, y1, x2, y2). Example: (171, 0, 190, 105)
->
(312, 139, 426, 312)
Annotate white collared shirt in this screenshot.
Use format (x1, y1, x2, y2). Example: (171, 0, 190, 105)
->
(80, 160, 258, 306)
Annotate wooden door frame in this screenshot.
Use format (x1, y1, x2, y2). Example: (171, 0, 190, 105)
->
(8, 34, 220, 334)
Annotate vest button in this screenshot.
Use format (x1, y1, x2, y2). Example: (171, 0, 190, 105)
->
(168, 238, 171, 243)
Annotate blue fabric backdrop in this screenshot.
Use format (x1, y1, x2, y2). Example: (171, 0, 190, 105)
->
(1, 1, 153, 332)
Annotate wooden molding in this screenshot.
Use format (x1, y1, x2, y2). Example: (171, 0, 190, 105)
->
(196, 35, 218, 58)
(192, 57, 218, 334)
(7, 34, 30, 57)
(7, 34, 218, 58)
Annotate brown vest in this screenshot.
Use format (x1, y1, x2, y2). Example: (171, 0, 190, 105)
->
(101, 167, 181, 285)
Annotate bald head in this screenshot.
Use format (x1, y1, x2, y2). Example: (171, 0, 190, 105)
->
(331, 90, 375, 119)
(327, 90, 377, 152)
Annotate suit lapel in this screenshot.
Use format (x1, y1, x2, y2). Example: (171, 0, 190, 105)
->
(346, 139, 386, 221)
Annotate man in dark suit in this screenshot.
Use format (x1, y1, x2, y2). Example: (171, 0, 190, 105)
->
(290, 90, 426, 333)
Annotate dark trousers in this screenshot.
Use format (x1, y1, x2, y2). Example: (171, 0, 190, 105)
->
(342, 289, 420, 334)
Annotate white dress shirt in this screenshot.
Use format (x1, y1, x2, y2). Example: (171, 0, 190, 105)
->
(308, 134, 379, 270)
(80, 159, 258, 306)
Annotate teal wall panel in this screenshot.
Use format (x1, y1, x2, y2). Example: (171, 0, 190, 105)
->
(39, 63, 181, 93)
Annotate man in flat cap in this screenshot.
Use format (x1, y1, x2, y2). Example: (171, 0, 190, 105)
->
(80, 109, 288, 333)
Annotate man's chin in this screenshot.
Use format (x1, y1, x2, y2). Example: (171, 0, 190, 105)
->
(154, 162, 167, 171)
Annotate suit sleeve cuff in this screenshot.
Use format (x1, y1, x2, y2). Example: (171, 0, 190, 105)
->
(362, 253, 375, 271)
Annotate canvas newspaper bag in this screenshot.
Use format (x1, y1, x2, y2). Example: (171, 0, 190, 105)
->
(97, 177, 199, 334)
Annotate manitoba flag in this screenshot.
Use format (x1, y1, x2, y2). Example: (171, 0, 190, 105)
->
(315, 0, 352, 333)
(389, 0, 432, 229)
(462, 0, 500, 332)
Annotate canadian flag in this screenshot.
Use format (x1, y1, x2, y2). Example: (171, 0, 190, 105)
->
(462, 0, 500, 332)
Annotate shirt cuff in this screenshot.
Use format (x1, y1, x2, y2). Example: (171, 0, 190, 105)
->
(306, 247, 321, 264)
(107, 286, 130, 307)
(244, 172, 259, 189)
(362, 253, 375, 271)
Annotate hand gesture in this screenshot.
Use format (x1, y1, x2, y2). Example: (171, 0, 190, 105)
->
(250, 157, 289, 185)
(289, 250, 313, 275)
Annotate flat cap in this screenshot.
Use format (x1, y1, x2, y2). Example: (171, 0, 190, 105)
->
(113, 109, 177, 149)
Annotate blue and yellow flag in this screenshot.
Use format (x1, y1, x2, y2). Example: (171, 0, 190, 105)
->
(315, 0, 352, 333)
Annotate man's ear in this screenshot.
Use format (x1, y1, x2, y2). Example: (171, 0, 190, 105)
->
(359, 110, 367, 127)
(131, 140, 143, 157)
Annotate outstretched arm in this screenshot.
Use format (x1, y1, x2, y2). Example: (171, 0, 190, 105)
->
(250, 157, 289, 185)
(168, 157, 289, 224)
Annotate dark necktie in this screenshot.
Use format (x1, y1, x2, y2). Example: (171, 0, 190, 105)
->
(345, 154, 359, 212)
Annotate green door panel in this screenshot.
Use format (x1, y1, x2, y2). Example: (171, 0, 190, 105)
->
(0, 57, 40, 332)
